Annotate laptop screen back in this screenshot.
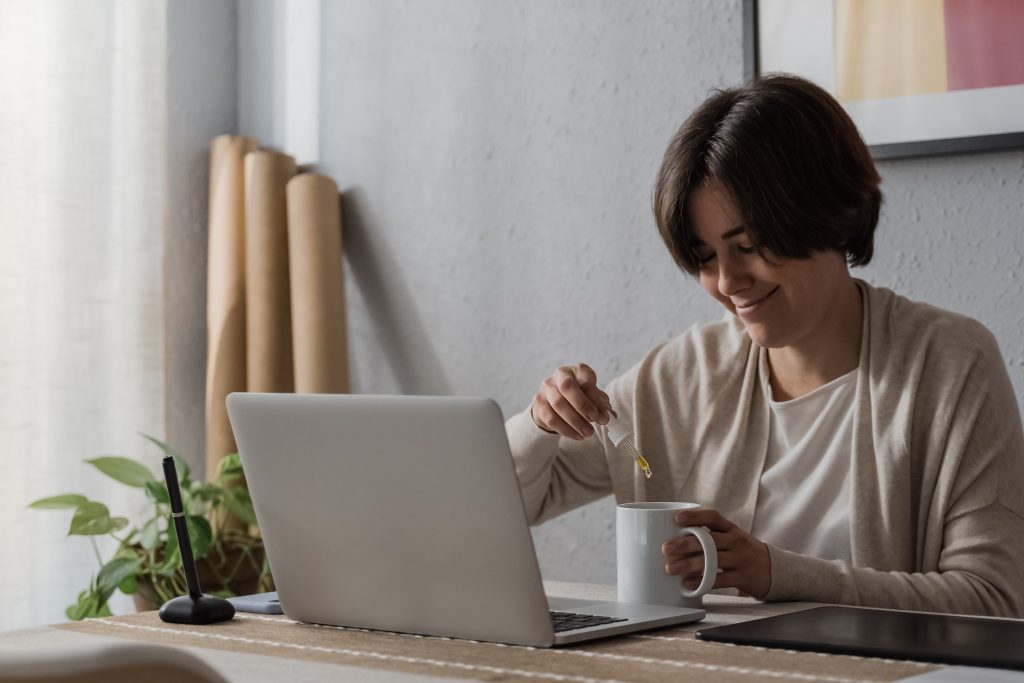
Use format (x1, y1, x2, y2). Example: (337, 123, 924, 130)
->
(227, 393, 556, 646)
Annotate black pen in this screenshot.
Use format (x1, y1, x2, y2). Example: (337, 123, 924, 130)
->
(158, 455, 233, 623)
(162, 456, 201, 599)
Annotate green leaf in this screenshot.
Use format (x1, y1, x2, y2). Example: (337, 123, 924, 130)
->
(66, 503, 127, 537)
(141, 433, 178, 457)
(180, 487, 198, 516)
(27, 494, 89, 509)
(139, 517, 161, 550)
(118, 574, 138, 595)
(172, 454, 190, 485)
(144, 479, 170, 504)
(68, 501, 114, 536)
(113, 546, 138, 561)
(154, 538, 182, 576)
(190, 482, 221, 503)
(66, 589, 105, 621)
(223, 488, 258, 525)
(140, 434, 189, 483)
(186, 515, 213, 559)
(216, 452, 244, 482)
(97, 556, 143, 596)
(96, 562, 131, 599)
(86, 457, 154, 488)
(187, 486, 218, 515)
(66, 590, 93, 621)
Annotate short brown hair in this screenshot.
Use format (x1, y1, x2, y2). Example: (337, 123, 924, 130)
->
(653, 73, 882, 275)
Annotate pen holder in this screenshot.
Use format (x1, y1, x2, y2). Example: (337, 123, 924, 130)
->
(159, 593, 236, 625)
(158, 456, 235, 624)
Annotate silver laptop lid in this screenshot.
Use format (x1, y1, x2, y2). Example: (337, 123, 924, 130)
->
(226, 393, 556, 647)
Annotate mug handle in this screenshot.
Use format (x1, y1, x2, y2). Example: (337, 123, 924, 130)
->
(676, 526, 718, 599)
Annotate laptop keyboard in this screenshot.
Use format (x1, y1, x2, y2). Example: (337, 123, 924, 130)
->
(549, 610, 628, 633)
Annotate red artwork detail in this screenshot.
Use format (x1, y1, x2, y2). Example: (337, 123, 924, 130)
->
(944, 0, 1024, 91)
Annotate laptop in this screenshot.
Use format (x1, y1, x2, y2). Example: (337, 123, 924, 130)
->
(226, 392, 705, 647)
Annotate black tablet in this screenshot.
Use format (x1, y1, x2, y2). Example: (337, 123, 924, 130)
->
(696, 605, 1024, 671)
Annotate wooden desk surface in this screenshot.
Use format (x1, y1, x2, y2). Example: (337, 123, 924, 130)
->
(0, 582, 949, 682)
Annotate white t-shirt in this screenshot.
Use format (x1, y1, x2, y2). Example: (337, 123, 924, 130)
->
(750, 368, 857, 562)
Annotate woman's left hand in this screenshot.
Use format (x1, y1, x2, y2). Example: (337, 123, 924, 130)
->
(662, 507, 772, 599)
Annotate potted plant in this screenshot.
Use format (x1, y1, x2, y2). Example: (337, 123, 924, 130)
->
(29, 436, 273, 619)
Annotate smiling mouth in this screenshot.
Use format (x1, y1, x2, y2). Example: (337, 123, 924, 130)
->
(734, 286, 780, 313)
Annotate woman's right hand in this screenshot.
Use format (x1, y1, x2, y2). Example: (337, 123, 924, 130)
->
(530, 363, 617, 440)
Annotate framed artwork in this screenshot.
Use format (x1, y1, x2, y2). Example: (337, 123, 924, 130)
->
(743, 0, 1024, 160)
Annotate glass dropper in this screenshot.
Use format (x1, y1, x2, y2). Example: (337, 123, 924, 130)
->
(605, 418, 653, 479)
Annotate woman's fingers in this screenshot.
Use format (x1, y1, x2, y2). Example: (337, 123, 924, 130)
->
(667, 549, 741, 575)
(681, 566, 760, 593)
(552, 366, 603, 422)
(546, 386, 593, 438)
(662, 531, 732, 559)
(684, 570, 736, 591)
(661, 508, 772, 598)
(531, 364, 614, 438)
(673, 507, 733, 532)
(574, 364, 615, 423)
(531, 401, 586, 439)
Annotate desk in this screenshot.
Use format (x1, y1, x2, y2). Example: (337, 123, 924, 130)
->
(0, 582, 950, 682)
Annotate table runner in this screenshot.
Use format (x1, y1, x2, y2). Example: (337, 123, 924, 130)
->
(57, 602, 940, 683)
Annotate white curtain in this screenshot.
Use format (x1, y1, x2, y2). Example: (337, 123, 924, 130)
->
(0, 1, 167, 629)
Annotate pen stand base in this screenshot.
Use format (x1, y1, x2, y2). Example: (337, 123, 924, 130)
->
(159, 594, 236, 624)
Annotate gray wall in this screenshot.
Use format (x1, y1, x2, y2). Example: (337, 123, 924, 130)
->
(166, 0, 238, 478)
(266, 0, 1022, 584)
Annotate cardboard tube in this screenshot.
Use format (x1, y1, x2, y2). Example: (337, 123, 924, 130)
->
(244, 150, 297, 394)
(205, 134, 259, 480)
(286, 174, 349, 393)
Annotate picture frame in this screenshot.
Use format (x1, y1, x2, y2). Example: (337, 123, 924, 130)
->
(743, 0, 1024, 160)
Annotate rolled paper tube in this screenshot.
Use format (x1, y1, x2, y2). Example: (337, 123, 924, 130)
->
(205, 134, 259, 481)
(286, 173, 349, 394)
(244, 150, 297, 394)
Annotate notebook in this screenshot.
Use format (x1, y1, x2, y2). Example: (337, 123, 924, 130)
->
(226, 393, 704, 647)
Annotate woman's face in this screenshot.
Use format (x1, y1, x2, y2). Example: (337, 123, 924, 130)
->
(687, 179, 851, 350)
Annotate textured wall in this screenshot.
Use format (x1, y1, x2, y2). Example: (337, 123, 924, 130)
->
(317, 0, 1024, 583)
(859, 156, 1024, 375)
(238, 0, 287, 152)
(165, 0, 239, 478)
(238, 0, 320, 164)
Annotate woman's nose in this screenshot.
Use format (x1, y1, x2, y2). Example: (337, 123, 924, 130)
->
(717, 256, 751, 297)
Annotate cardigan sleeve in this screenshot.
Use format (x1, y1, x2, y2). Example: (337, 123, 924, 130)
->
(505, 407, 613, 525)
(764, 497, 1024, 617)
(505, 362, 645, 525)
(765, 339, 1024, 618)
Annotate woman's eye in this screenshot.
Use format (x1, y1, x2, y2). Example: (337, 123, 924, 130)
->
(737, 244, 758, 255)
(696, 252, 716, 265)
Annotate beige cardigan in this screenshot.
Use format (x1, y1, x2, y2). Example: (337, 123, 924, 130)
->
(507, 281, 1024, 617)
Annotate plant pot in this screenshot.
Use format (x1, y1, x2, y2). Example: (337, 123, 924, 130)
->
(131, 540, 271, 612)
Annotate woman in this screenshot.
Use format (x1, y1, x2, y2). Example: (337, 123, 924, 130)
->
(506, 74, 1024, 617)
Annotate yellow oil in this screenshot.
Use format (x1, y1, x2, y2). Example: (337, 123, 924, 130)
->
(623, 440, 653, 479)
(634, 454, 653, 479)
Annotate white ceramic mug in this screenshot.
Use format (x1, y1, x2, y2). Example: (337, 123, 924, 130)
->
(616, 502, 717, 608)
